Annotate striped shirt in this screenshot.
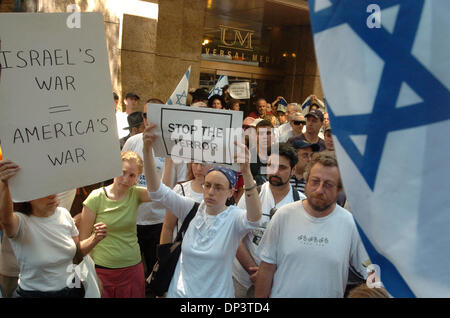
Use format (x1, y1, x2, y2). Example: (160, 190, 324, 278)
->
(290, 175, 306, 194)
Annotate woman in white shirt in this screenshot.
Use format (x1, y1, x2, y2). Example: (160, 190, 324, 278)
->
(160, 160, 211, 244)
(143, 124, 262, 297)
(0, 160, 107, 297)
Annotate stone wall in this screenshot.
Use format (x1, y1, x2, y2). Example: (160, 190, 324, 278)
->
(36, 0, 122, 105)
(150, 0, 206, 103)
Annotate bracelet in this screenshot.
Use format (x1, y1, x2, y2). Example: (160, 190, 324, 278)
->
(244, 182, 257, 192)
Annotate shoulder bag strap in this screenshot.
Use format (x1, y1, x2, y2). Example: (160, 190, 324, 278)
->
(292, 185, 301, 202)
(174, 202, 200, 242)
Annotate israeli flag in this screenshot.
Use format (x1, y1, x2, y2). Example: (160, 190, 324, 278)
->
(167, 66, 191, 106)
(278, 97, 288, 107)
(300, 95, 325, 113)
(308, 0, 450, 297)
(208, 75, 229, 99)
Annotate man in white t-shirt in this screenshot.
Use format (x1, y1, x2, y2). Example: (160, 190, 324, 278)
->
(232, 143, 305, 297)
(278, 103, 303, 142)
(122, 102, 187, 277)
(254, 152, 369, 298)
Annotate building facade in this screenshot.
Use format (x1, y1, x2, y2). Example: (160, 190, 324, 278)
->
(1, 0, 323, 114)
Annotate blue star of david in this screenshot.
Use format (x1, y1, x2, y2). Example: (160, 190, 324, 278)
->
(308, 0, 450, 190)
(175, 91, 187, 105)
(213, 87, 222, 95)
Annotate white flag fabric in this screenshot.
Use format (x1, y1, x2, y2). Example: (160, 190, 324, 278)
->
(308, 0, 450, 297)
(167, 66, 191, 106)
(208, 75, 229, 99)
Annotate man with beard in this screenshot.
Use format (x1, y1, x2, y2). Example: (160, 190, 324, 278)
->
(254, 152, 368, 298)
(232, 143, 305, 298)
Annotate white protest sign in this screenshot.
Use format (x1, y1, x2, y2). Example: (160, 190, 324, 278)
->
(0, 13, 122, 202)
(147, 104, 243, 169)
(229, 82, 250, 99)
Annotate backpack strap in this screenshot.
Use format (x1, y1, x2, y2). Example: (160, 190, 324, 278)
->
(174, 202, 200, 242)
(292, 185, 301, 202)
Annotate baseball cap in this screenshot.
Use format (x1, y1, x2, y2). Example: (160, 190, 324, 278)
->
(125, 92, 140, 100)
(250, 118, 264, 127)
(305, 109, 324, 121)
(243, 117, 256, 127)
(290, 138, 320, 152)
(276, 105, 286, 113)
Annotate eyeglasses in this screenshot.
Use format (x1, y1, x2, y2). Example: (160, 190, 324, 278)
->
(202, 183, 228, 193)
(293, 120, 306, 125)
(308, 179, 337, 190)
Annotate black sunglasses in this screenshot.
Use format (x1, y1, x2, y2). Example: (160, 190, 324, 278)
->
(293, 120, 306, 125)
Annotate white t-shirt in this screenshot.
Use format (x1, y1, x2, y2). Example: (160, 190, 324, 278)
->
(0, 234, 19, 277)
(9, 207, 79, 292)
(257, 200, 368, 298)
(122, 133, 187, 225)
(278, 122, 292, 143)
(148, 183, 260, 298)
(116, 111, 129, 139)
(232, 182, 305, 288)
(173, 181, 203, 203)
(173, 181, 204, 237)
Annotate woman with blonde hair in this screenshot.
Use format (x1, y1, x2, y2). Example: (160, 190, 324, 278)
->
(79, 151, 151, 298)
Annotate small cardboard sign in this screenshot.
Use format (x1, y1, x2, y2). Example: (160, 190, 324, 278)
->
(229, 82, 250, 99)
(147, 104, 243, 169)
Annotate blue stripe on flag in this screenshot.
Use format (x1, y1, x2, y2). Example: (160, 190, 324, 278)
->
(355, 221, 416, 298)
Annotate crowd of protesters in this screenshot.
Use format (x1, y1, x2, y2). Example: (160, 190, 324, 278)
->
(0, 87, 388, 298)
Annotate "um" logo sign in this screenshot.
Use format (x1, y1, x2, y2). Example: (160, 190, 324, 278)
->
(219, 25, 254, 50)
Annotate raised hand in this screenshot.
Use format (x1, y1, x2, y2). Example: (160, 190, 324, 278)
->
(142, 123, 158, 148)
(233, 140, 251, 174)
(0, 160, 20, 184)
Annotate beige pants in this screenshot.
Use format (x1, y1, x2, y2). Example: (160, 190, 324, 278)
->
(0, 274, 18, 298)
(232, 277, 255, 298)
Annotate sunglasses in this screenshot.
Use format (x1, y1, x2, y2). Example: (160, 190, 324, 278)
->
(293, 120, 306, 125)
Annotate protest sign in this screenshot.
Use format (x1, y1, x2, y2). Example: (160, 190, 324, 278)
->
(0, 13, 122, 202)
(229, 82, 250, 99)
(147, 104, 243, 169)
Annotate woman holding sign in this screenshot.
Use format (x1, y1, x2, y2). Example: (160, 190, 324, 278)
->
(143, 124, 262, 297)
(0, 160, 106, 298)
(79, 151, 152, 298)
(159, 159, 211, 244)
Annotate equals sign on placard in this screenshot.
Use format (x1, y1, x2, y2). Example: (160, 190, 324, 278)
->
(49, 105, 71, 114)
